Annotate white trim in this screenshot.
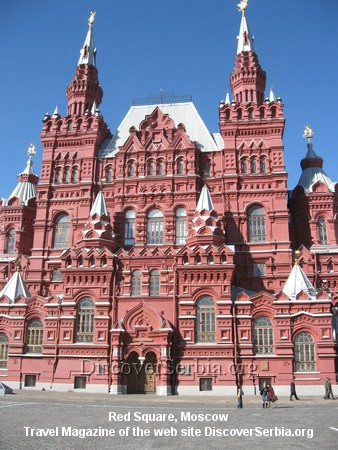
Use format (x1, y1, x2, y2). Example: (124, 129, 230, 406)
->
(179, 315, 196, 319)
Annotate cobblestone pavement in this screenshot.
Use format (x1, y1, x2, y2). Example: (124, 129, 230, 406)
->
(0, 391, 337, 449)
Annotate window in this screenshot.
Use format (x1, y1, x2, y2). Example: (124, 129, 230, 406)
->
(241, 159, 248, 174)
(105, 166, 113, 182)
(207, 254, 214, 264)
(25, 375, 36, 387)
(248, 206, 266, 242)
(72, 167, 79, 183)
(53, 214, 70, 249)
(294, 332, 316, 372)
(0, 333, 8, 368)
(248, 108, 254, 120)
(26, 319, 43, 354)
(128, 162, 135, 177)
(175, 208, 187, 244)
(147, 209, 163, 245)
(52, 268, 62, 282)
(251, 158, 257, 174)
(200, 378, 212, 391)
(124, 210, 135, 246)
(6, 229, 16, 254)
(157, 161, 164, 175)
(67, 121, 73, 131)
(131, 270, 142, 296)
(149, 270, 160, 296)
(148, 161, 155, 176)
(319, 218, 328, 244)
(204, 160, 210, 177)
(196, 296, 215, 343)
(260, 158, 266, 173)
(253, 317, 273, 355)
(64, 167, 70, 183)
(177, 159, 184, 175)
(253, 263, 265, 277)
(74, 377, 87, 389)
(78, 256, 84, 267)
(76, 297, 94, 343)
(55, 167, 62, 184)
(328, 261, 333, 272)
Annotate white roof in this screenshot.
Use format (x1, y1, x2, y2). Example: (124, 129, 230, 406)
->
(98, 102, 221, 157)
(196, 185, 215, 212)
(90, 191, 109, 217)
(282, 264, 317, 300)
(0, 270, 31, 303)
(237, 13, 255, 54)
(78, 25, 96, 66)
(7, 158, 37, 206)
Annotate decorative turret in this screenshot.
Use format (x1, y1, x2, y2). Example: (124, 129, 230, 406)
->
(0, 266, 31, 303)
(230, 1, 266, 104)
(6, 144, 39, 206)
(296, 126, 335, 193)
(282, 262, 317, 300)
(66, 12, 103, 116)
(186, 186, 225, 246)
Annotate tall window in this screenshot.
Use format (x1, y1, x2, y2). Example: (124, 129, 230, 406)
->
(53, 214, 70, 249)
(253, 317, 273, 355)
(318, 218, 328, 244)
(131, 270, 142, 296)
(248, 206, 266, 242)
(294, 332, 316, 372)
(175, 208, 187, 244)
(64, 167, 71, 183)
(204, 160, 210, 177)
(55, 167, 62, 184)
(72, 167, 79, 183)
(25, 319, 43, 354)
(147, 209, 163, 245)
(241, 159, 248, 174)
(177, 159, 184, 175)
(260, 158, 266, 173)
(6, 229, 16, 253)
(149, 270, 160, 296)
(157, 161, 164, 175)
(76, 297, 94, 343)
(128, 162, 135, 177)
(105, 166, 113, 182)
(251, 158, 257, 174)
(196, 296, 215, 343)
(0, 333, 8, 368)
(124, 210, 136, 246)
(148, 161, 155, 176)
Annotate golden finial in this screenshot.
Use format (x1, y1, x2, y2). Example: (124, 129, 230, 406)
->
(28, 143, 36, 158)
(237, 0, 249, 16)
(303, 125, 314, 142)
(16, 263, 22, 273)
(88, 11, 96, 29)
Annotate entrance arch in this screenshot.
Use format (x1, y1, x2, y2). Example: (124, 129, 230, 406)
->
(126, 351, 157, 394)
(144, 351, 157, 394)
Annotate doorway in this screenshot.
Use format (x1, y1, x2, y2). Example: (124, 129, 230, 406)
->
(126, 351, 157, 394)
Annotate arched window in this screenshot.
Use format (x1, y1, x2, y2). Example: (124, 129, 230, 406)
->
(204, 160, 210, 177)
(196, 296, 215, 343)
(78, 256, 84, 267)
(6, 229, 16, 253)
(248, 108, 254, 120)
(147, 209, 163, 245)
(0, 333, 8, 368)
(148, 161, 155, 176)
(105, 166, 113, 182)
(328, 261, 333, 272)
(89, 256, 95, 267)
(253, 317, 274, 355)
(259, 108, 265, 119)
(318, 218, 328, 244)
(196, 253, 201, 264)
(128, 162, 135, 177)
(64, 167, 71, 183)
(67, 120, 73, 131)
(76, 297, 94, 343)
(131, 270, 142, 296)
(72, 167, 79, 183)
(55, 167, 62, 184)
(53, 214, 70, 249)
(149, 269, 160, 296)
(248, 206, 266, 242)
(157, 161, 164, 176)
(124, 210, 135, 246)
(237, 109, 242, 120)
(294, 332, 316, 372)
(241, 159, 248, 174)
(175, 208, 187, 244)
(25, 319, 43, 354)
(177, 159, 184, 175)
(251, 158, 257, 174)
(271, 107, 276, 118)
(207, 253, 214, 264)
(260, 158, 266, 173)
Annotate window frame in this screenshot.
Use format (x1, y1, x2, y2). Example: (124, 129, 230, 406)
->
(76, 297, 95, 343)
(253, 317, 274, 355)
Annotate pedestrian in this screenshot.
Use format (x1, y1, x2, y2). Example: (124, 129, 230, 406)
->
(260, 382, 269, 408)
(237, 386, 244, 408)
(267, 383, 278, 407)
(324, 377, 335, 399)
(290, 378, 299, 401)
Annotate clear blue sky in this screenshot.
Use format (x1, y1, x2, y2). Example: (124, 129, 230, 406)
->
(1, 0, 337, 198)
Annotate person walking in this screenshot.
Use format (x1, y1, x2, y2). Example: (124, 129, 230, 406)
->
(324, 377, 335, 399)
(267, 383, 278, 407)
(260, 383, 269, 408)
(290, 378, 299, 401)
(237, 386, 244, 409)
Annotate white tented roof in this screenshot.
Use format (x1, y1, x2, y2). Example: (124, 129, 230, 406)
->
(98, 102, 222, 157)
(6, 158, 37, 206)
(0, 270, 31, 303)
(90, 191, 108, 217)
(297, 168, 335, 194)
(196, 185, 215, 212)
(282, 264, 317, 300)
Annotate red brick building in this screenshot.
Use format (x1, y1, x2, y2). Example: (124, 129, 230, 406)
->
(0, 6, 337, 396)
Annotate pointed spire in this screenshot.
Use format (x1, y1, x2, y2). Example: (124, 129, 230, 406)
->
(269, 87, 276, 102)
(237, 2, 255, 54)
(91, 101, 97, 115)
(52, 105, 59, 118)
(90, 190, 109, 218)
(196, 185, 215, 212)
(7, 144, 39, 206)
(78, 11, 97, 67)
(225, 92, 231, 105)
(0, 268, 31, 303)
(282, 263, 317, 299)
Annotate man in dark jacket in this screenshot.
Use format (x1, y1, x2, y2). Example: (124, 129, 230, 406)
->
(290, 379, 299, 401)
(324, 378, 335, 399)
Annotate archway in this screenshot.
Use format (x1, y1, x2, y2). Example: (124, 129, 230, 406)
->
(144, 351, 157, 394)
(126, 351, 157, 394)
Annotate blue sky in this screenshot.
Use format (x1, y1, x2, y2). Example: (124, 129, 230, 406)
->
(1, 0, 337, 198)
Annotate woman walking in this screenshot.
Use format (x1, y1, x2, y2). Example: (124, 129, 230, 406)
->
(267, 383, 278, 407)
(260, 383, 269, 408)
